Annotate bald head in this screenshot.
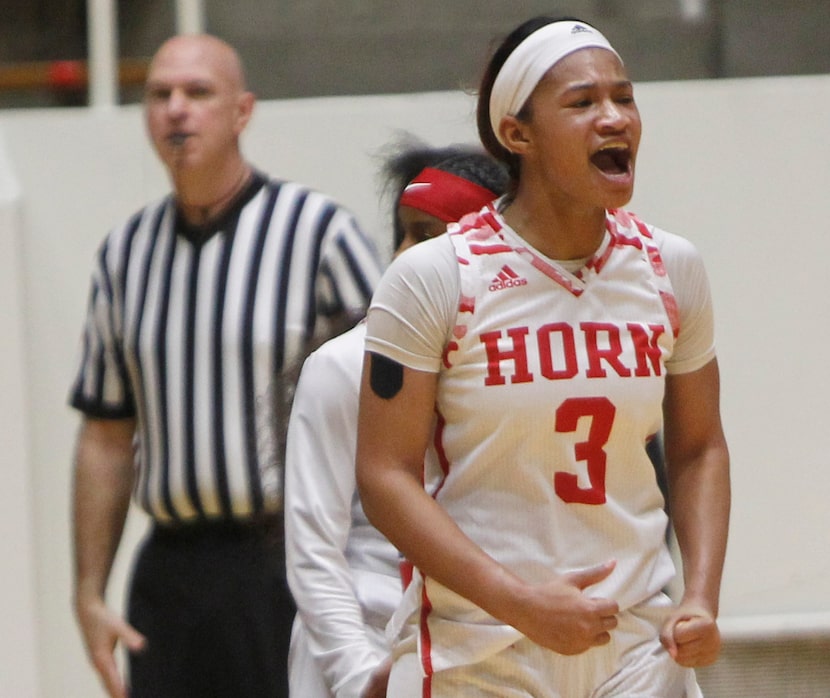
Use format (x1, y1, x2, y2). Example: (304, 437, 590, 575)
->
(148, 34, 248, 93)
(143, 33, 255, 188)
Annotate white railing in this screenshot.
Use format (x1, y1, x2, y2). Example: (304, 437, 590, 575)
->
(85, 0, 206, 109)
(720, 611, 830, 643)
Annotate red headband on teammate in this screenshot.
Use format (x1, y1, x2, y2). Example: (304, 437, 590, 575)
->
(398, 168, 497, 223)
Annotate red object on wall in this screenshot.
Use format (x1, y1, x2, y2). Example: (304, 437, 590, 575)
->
(47, 60, 87, 90)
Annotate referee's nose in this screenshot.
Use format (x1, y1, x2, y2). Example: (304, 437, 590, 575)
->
(166, 87, 189, 119)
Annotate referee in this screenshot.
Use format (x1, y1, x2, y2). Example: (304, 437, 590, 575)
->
(69, 35, 382, 698)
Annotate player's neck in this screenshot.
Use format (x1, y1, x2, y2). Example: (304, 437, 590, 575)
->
(503, 190, 606, 261)
(174, 161, 253, 227)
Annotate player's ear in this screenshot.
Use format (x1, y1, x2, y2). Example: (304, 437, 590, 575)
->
(498, 115, 531, 156)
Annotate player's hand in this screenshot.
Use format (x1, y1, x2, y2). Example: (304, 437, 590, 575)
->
(75, 594, 146, 698)
(361, 655, 393, 698)
(512, 560, 619, 656)
(660, 604, 721, 667)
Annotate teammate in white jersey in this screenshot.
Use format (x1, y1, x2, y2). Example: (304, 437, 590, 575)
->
(285, 143, 508, 698)
(356, 15, 730, 698)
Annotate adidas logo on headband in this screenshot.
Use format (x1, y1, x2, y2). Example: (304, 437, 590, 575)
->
(571, 24, 593, 34)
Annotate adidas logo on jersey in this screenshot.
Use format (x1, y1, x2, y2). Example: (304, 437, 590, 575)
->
(489, 265, 527, 292)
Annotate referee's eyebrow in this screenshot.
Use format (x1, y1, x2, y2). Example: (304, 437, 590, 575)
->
(145, 78, 213, 95)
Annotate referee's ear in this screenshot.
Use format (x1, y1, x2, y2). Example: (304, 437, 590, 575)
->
(234, 91, 255, 135)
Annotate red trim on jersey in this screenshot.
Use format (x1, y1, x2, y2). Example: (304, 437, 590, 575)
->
(630, 213, 680, 337)
(459, 294, 476, 314)
(419, 583, 435, 677)
(480, 203, 502, 231)
(514, 244, 585, 296)
(606, 210, 680, 337)
(422, 669, 432, 698)
(421, 409, 450, 680)
(469, 241, 515, 255)
(444, 322, 471, 368)
(414, 413, 451, 692)
(432, 413, 451, 486)
(660, 290, 681, 338)
(605, 214, 643, 249)
(399, 559, 414, 590)
(442, 341, 457, 369)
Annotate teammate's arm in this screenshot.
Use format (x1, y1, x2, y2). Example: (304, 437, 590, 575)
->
(285, 343, 388, 695)
(661, 357, 730, 667)
(72, 417, 146, 698)
(356, 354, 618, 656)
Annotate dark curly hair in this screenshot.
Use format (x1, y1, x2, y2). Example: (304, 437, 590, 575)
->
(378, 134, 509, 249)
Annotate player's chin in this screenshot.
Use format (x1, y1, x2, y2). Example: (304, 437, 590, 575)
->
(596, 190, 633, 212)
(592, 167, 635, 207)
(608, 177, 635, 203)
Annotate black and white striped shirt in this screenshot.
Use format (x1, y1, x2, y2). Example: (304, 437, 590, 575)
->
(70, 172, 382, 523)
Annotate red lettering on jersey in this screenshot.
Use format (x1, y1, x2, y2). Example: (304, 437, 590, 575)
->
(628, 323, 665, 377)
(480, 327, 534, 386)
(582, 322, 631, 378)
(537, 323, 578, 380)
(554, 397, 615, 505)
(480, 322, 667, 385)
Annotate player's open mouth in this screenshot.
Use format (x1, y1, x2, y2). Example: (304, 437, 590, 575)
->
(168, 133, 190, 146)
(590, 143, 631, 175)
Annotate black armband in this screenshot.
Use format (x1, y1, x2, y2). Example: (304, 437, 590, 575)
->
(369, 352, 404, 399)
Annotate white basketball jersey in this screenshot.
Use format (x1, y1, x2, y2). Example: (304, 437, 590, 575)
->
(412, 206, 679, 673)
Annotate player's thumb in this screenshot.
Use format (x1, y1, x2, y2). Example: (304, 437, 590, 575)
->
(117, 619, 147, 653)
(659, 617, 680, 658)
(567, 559, 616, 590)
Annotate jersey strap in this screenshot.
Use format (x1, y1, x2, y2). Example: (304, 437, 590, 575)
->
(607, 209, 681, 338)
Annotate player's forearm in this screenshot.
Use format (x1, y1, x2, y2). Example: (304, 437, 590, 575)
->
(668, 441, 730, 615)
(285, 385, 375, 679)
(286, 507, 378, 684)
(358, 464, 527, 627)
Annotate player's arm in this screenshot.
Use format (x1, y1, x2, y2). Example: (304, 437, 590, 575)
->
(356, 353, 618, 656)
(661, 357, 730, 667)
(285, 344, 387, 695)
(72, 416, 146, 698)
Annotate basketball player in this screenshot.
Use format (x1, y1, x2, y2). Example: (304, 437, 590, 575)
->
(285, 143, 508, 697)
(356, 16, 730, 697)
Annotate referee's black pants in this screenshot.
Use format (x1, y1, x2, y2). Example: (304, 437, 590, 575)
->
(127, 518, 294, 698)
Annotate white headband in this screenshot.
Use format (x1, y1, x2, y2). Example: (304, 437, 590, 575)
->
(489, 21, 621, 148)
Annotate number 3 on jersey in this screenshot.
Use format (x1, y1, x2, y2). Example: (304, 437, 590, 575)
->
(554, 397, 615, 505)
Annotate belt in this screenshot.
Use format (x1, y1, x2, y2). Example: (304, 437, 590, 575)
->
(151, 513, 284, 543)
